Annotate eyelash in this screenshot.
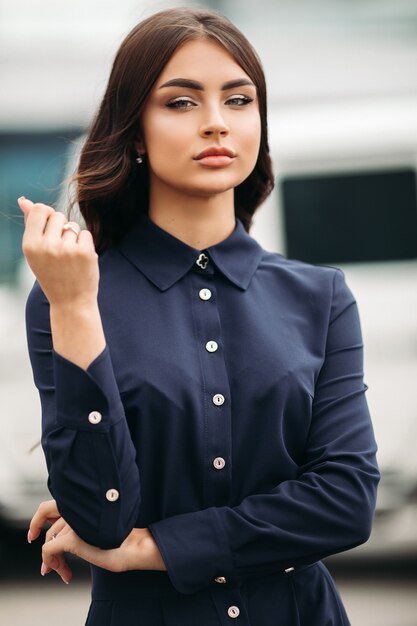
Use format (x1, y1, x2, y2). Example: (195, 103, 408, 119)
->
(165, 95, 254, 109)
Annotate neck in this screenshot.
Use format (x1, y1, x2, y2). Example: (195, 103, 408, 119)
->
(147, 183, 236, 250)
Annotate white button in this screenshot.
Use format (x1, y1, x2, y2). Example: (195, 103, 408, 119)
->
(206, 340, 218, 353)
(213, 457, 226, 469)
(213, 394, 225, 406)
(284, 567, 295, 573)
(199, 288, 212, 300)
(105, 489, 119, 502)
(227, 606, 240, 618)
(196, 253, 209, 269)
(214, 576, 227, 584)
(88, 411, 102, 425)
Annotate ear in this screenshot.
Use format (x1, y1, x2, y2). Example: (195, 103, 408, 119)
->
(134, 136, 146, 154)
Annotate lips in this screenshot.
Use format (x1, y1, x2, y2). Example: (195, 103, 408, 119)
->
(194, 147, 236, 160)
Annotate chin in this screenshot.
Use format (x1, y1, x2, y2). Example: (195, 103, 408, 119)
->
(183, 184, 236, 198)
(185, 173, 249, 196)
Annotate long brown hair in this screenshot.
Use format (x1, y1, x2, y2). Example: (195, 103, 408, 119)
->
(69, 7, 275, 253)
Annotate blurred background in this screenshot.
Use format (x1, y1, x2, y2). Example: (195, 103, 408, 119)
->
(1, 0, 416, 624)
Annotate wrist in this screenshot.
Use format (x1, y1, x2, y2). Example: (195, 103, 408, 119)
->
(49, 299, 99, 317)
(142, 530, 166, 571)
(49, 301, 106, 371)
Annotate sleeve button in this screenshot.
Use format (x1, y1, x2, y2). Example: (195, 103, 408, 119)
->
(88, 411, 102, 425)
(214, 576, 226, 583)
(105, 489, 119, 502)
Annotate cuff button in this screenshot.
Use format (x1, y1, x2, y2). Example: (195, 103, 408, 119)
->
(214, 576, 226, 584)
(88, 411, 102, 425)
(105, 489, 119, 502)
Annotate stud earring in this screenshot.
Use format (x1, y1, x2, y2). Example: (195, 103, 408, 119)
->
(136, 153, 144, 165)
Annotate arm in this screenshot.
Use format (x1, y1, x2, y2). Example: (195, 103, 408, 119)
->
(27, 500, 165, 584)
(147, 269, 380, 594)
(22, 199, 140, 548)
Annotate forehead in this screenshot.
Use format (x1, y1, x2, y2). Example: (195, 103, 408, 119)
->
(155, 38, 250, 85)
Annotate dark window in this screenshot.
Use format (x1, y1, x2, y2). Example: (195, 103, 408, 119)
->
(0, 130, 82, 285)
(281, 169, 417, 264)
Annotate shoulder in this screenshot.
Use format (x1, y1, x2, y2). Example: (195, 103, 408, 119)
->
(97, 246, 133, 278)
(257, 249, 355, 318)
(259, 248, 344, 290)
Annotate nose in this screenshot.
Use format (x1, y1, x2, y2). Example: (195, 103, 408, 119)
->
(199, 105, 229, 138)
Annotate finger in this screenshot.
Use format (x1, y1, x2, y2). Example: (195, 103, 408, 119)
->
(46, 525, 121, 574)
(23, 203, 56, 244)
(17, 196, 34, 225)
(40, 553, 72, 582)
(28, 500, 60, 542)
(42, 533, 73, 584)
(77, 229, 96, 252)
(45, 517, 67, 543)
(61, 221, 81, 241)
(42, 210, 67, 240)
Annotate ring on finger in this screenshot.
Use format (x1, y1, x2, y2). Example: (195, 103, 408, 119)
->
(62, 222, 80, 237)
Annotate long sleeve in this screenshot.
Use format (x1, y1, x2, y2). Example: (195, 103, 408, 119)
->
(25, 280, 141, 548)
(148, 269, 380, 594)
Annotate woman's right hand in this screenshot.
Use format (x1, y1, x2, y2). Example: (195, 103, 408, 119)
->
(19, 197, 99, 309)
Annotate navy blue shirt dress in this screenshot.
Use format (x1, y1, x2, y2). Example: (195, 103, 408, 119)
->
(26, 212, 380, 625)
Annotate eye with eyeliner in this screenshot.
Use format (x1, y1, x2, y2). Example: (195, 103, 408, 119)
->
(165, 97, 195, 109)
(226, 95, 254, 106)
(165, 94, 254, 109)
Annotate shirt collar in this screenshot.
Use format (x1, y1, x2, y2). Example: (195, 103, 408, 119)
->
(117, 212, 264, 291)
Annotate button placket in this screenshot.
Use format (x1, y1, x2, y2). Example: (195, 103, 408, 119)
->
(191, 272, 232, 506)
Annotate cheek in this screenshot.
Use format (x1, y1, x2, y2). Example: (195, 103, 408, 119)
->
(235, 116, 261, 170)
(144, 113, 191, 157)
(240, 115, 261, 149)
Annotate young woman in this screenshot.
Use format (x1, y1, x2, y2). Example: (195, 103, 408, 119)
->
(20, 7, 379, 626)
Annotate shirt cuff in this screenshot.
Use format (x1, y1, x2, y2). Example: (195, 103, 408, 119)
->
(148, 507, 233, 595)
(53, 345, 125, 431)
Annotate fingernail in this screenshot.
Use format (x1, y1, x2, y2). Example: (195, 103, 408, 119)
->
(27, 530, 32, 544)
(40, 563, 47, 576)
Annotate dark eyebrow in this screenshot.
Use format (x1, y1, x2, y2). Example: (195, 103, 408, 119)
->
(158, 78, 255, 91)
(222, 78, 255, 90)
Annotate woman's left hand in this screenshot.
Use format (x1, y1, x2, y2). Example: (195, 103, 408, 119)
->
(28, 500, 166, 584)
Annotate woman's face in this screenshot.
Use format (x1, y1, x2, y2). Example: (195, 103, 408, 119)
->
(138, 38, 261, 199)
